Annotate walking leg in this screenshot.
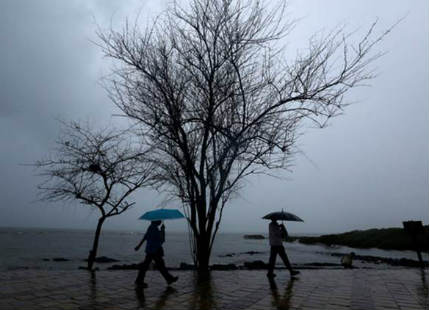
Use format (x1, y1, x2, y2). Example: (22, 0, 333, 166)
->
(136, 255, 152, 285)
(278, 246, 292, 270)
(267, 246, 278, 277)
(153, 255, 177, 284)
(278, 246, 299, 276)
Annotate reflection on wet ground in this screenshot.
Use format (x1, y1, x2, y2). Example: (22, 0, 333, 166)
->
(418, 269, 428, 308)
(268, 277, 295, 309)
(0, 269, 428, 309)
(134, 284, 146, 308)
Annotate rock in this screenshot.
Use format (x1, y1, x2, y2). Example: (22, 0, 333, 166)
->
(8, 266, 29, 270)
(242, 251, 264, 255)
(210, 264, 238, 270)
(78, 266, 99, 271)
(330, 252, 429, 268)
(107, 264, 140, 270)
(52, 257, 70, 262)
(243, 234, 265, 240)
(243, 260, 268, 270)
(83, 256, 120, 263)
(179, 262, 196, 270)
(302, 262, 340, 267)
(398, 258, 428, 268)
(295, 226, 429, 251)
(219, 253, 236, 257)
(95, 256, 120, 263)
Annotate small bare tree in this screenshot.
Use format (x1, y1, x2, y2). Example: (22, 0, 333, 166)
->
(98, 0, 392, 276)
(35, 121, 154, 270)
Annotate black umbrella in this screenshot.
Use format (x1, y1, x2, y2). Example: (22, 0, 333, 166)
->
(262, 211, 304, 222)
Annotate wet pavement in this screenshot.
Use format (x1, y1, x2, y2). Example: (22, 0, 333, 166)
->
(0, 269, 428, 309)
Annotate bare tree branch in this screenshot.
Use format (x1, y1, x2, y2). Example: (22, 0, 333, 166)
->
(34, 120, 156, 270)
(97, 0, 393, 274)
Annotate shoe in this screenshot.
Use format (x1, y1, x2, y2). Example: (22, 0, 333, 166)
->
(266, 272, 276, 278)
(290, 270, 300, 276)
(167, 276, 178, 285)
(135, 281, 148, 288)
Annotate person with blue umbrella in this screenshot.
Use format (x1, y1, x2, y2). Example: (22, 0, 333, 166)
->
(134, 209, 184, 287)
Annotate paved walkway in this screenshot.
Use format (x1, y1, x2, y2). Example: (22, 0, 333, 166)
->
(1, 269, 428, 309)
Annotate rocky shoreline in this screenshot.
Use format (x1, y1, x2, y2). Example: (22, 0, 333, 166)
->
(7, 253, 426, 271)
(34, 249, 428, 272)
(105, 253, 428, 271)
(290, 226, 429, 251)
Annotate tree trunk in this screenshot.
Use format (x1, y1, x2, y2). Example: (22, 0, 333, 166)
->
(196, 234, 211, 280)
(87, 217, 105, 270)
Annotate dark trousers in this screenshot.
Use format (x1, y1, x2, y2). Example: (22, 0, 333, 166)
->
(268, 245, 293, 274)
(136, 249, 173, 283)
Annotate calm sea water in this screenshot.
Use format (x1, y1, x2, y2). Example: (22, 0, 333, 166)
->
(0, 227, 419, 271)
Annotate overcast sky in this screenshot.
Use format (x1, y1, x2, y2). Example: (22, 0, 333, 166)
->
(0, 0, 427, 234)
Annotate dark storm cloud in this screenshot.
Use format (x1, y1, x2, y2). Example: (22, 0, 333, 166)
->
(0, 0, 153, 228)
(1, 1, 99, 140)
(0, 0, 427, 234)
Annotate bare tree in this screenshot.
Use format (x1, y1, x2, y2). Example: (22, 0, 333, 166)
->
(98, 0, 392, 276)
(35, 121, 155, 270)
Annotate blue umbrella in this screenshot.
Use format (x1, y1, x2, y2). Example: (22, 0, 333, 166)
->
(139, 209, 185, 221)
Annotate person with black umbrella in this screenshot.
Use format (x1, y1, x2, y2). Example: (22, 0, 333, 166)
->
(263, 211, 302, 278)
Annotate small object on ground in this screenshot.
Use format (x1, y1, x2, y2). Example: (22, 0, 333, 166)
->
(341, 252, 355, 268)
(403, 221, 425, 268)
(167, 276, 179, 285)
(330, 252, 428, 268)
